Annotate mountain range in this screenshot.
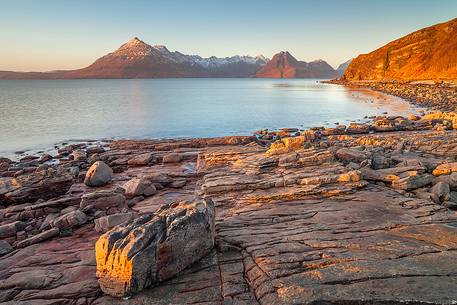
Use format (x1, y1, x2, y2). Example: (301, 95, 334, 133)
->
(255, 51, 337, 78)
(342, 17, 457, 81)
(0, 38, 338, 79)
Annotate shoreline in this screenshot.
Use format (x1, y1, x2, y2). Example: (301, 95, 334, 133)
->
(325, 79, 457, 111)
(2, 80, 457, 304)
(2, 109, 457, 303)
(0, 82, 425, 160)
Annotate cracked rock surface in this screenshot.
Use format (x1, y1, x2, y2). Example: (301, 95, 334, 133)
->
(1, 127, 457, 304)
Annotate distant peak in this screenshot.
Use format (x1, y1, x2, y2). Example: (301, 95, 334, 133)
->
(153, 45, 170, 53)
(124, 37, 147, 46)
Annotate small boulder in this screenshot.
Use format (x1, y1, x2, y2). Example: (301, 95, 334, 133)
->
(94, 212, 137, 233)
(266, 136, 306, 156)
(431, 182, 451, 203)
(84, 161, 113, 187)
(142, 173, 174, 186)
(335, 148, 370, 163)
(128, 153, 154, 166)
(70, 149, 87, 161)
(0, 240, 13, 257)
(80, 190, 126, 212)
(123, 178, 156, 198)
(162, 153, 182, 163)
(52, 210, 87, 230)
(432, 162, 457, 176)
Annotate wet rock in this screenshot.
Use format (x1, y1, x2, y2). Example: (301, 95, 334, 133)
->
(123, 178, 156, 198)
(0, 167, 74, 205)
(94, 212, 137, 233)
(431, 181, 451, 203)
(86, 146, 105, 155)
(127, 153, 154, 166)
(95, 198, 215, 298)
(52, 210, 87, 230)
(0, 240, 13, 256)
(162, 153, 182, 163)
(16, 227, 60, 248)
(84, 161, 113, 187)
(80, 191, 126, 212)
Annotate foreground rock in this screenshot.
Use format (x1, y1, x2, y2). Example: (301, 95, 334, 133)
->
(95, 198, 215, 298)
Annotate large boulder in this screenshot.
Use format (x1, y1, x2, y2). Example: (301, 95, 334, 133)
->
(84, 161, 113, 187)
(0, 168, 74, 205)
(95, 198, 215, 298)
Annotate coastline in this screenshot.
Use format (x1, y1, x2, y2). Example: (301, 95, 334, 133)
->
(2, 81, 457, 304)
(325, 79, 457, 111)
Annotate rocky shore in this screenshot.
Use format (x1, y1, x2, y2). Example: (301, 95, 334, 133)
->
(327, 80, 457, 112)
(1, 109, 457, 304)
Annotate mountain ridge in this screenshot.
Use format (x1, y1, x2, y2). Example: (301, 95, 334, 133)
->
(255, 51, 337, 78)
(342, 18, 457, 81)
(0, 38, 336, 79)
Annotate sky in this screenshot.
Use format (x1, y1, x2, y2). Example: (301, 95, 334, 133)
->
(0, 0, 456, 71)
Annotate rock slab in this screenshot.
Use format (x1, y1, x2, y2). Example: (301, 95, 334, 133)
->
(95, 198, 215, 298)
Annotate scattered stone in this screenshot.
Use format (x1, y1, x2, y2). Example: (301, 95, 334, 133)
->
(142, 173, 174, 186)
(80, 190, 126, 212)
(70, 149, 87, 161)
(16, 227, 60, 248)
(0, 168, 74, 205)
(162, 153, 182, 163)
(170, 179, 187, 188)
(39, 154, 53, 163)
(127, 152, 154, 166)
(0, 240, 13, 256)
(123, 178, 156, 198)
(335, 147, 370, 163)
(431, 182, 451, 203)
(84, 161, 113, 187)
(392, 174, 434, 190)
(266, 136, 306, 156)
(94, 212, 137, 233)
(0, 221, 23, 239)
(433, 162, 457, 176)
(52, 210, 87, 230)
(95, 198, 215, 298)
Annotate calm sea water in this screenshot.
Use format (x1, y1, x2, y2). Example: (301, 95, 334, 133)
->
(0, 79, 420, 157)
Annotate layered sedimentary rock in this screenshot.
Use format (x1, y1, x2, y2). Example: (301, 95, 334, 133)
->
(95, 198, 215, 297)
(0, 167, 74, 205)
(3, 119, 457, 304)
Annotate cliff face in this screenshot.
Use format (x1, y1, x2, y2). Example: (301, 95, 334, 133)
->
(343, 18, 457, 81)
(255, 51, 337, 79)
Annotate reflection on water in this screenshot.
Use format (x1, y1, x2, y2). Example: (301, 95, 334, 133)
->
(0, 78, 422, 157)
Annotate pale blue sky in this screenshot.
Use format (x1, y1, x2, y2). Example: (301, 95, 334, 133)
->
(0, 0, 456, 71)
